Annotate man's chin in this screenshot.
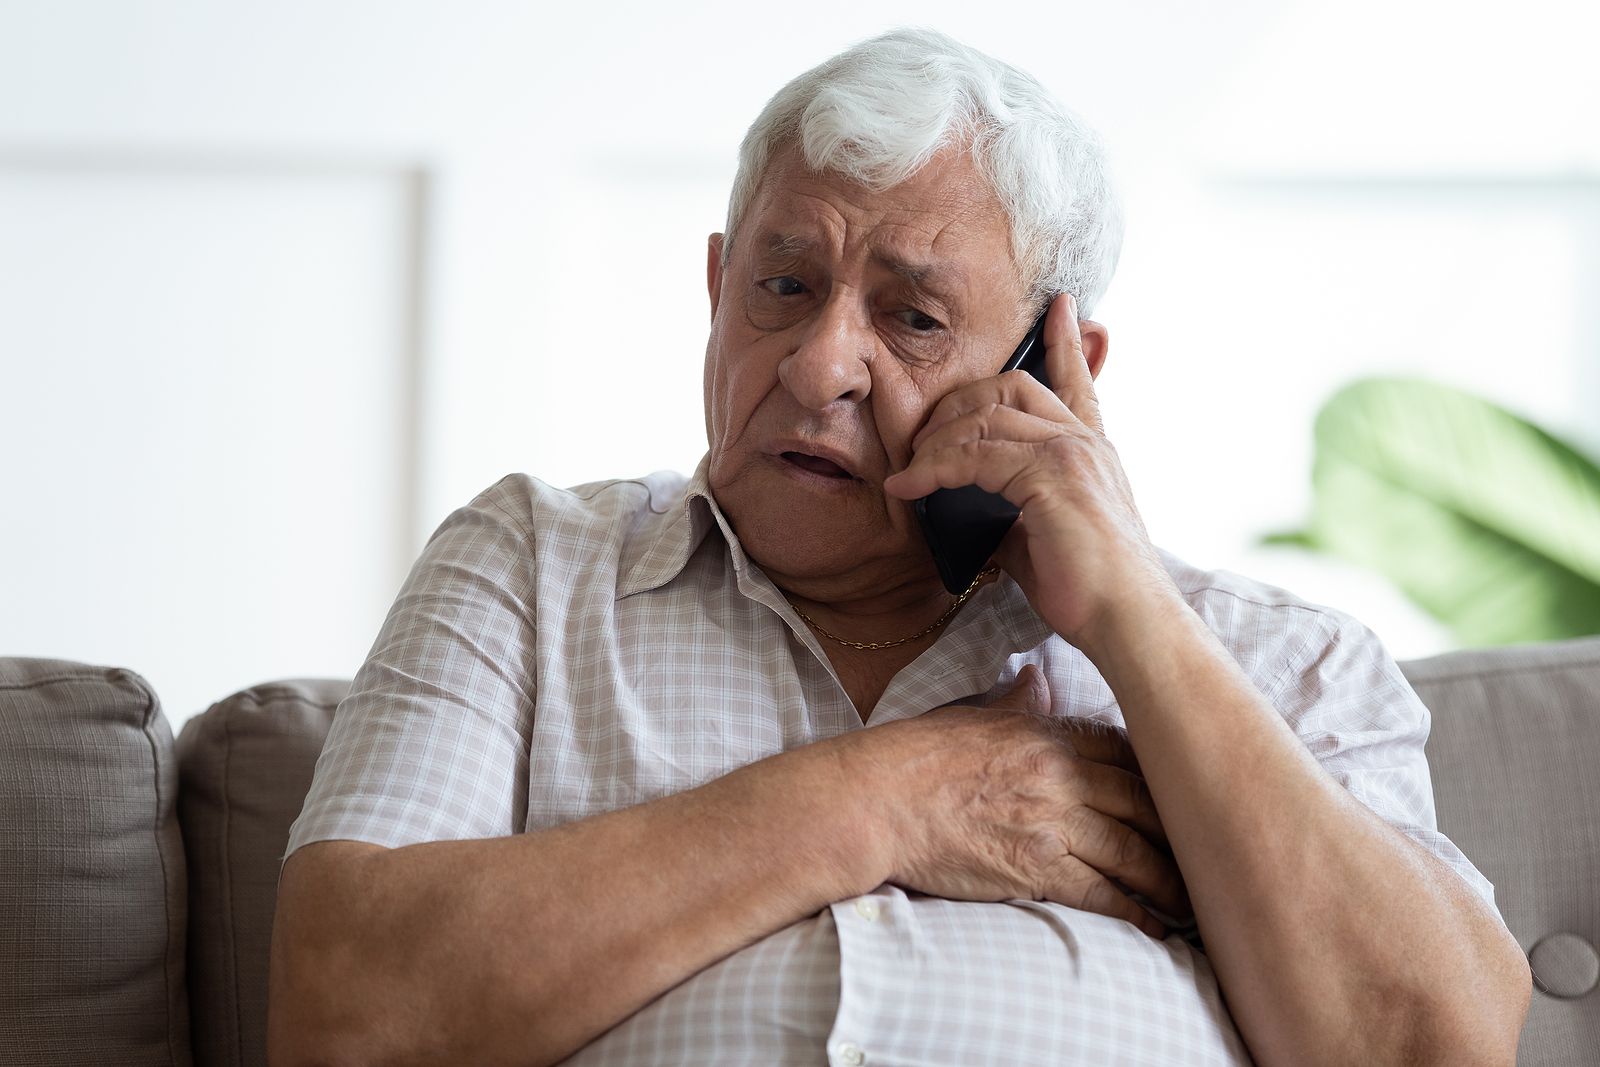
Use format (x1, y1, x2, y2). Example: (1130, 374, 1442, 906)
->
(714, 462, 903, 581)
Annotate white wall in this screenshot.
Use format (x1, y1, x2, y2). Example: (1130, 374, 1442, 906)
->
(2, 0, 1596, 724)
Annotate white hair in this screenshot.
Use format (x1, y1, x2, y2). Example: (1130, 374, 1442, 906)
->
(723, 27, 1125, 319)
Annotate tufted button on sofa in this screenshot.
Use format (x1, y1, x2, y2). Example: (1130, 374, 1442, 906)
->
(1529, 933, 1600, 999)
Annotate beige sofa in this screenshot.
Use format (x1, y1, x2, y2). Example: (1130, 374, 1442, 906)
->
(1, 638, 1596, 1065)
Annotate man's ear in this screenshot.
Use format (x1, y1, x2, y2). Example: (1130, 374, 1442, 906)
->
(1079, 320, 1109, 380)
(706, 233, 725, 321)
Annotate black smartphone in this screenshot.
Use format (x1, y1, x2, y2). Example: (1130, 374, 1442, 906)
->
(913, 299, 1055, 594)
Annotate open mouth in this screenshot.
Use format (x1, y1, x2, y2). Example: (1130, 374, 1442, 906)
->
(781, 451, 855, 480)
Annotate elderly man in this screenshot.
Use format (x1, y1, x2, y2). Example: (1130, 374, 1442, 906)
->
(269, 27, 1530, 1067)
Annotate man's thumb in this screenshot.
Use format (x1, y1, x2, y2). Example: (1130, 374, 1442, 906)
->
(993, 663, 1051, 715)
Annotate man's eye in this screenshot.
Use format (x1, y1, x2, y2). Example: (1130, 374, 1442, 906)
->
(760, 276, 807, 296)
(897, 308, 943, 332)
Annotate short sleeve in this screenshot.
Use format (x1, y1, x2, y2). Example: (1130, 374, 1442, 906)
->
(283, 479, 539, 861)
(1265, 609, 1501, 915)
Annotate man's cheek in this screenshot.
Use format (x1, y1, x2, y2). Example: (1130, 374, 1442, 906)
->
(709, 374, 762, 457)
(879, 402, 936, 472)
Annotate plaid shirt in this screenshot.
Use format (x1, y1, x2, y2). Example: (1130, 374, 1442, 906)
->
(287, 454, 1497, 1066)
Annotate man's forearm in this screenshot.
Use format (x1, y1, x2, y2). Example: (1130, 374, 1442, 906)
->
(1075, 596, 1531, 1067)
(268, 734, 891, 1067)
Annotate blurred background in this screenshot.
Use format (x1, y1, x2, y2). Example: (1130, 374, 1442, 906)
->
(3, 0, 1597, 727)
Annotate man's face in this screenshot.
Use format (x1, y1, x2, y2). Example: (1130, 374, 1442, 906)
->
(702, 142, 1035, 588)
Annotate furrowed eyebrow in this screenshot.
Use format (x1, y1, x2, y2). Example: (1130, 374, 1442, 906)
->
(754, 231, 967, 301)
(758, 232, 820, 259)
(884, 258, 964, 298)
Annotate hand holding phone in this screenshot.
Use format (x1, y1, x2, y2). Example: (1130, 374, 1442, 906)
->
(912, 299, 1055, 594)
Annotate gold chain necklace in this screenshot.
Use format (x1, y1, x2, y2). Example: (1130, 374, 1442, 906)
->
(789, 567, 999, 651)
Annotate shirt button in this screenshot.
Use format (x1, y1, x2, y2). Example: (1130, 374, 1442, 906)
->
(853, 898, 880, 922)
(834, 1042, 866, 1066)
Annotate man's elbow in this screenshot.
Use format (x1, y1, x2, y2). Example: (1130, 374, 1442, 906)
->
(267, 844, 397, 1067)
(1459, 917, 1533, 1064)
(1412, 944, 1531, 1067)
(266, 923, 375, 1067)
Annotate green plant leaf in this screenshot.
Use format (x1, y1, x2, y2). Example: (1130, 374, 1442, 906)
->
(1276, 377, 1600, 646)
(1260, 529, 1317, 548)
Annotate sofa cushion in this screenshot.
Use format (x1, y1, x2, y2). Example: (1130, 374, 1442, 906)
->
(1402, 635, 1600, 1067)
(176, 678, 345, 1067)
(0, 658, 191, 1067)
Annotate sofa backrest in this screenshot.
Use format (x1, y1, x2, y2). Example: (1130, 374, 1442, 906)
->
(4, 637, 1597, 1065)
(1402, 635, 1600, 1067)
(0, 659, 192, 1067)
(176, 678, 345, 1067)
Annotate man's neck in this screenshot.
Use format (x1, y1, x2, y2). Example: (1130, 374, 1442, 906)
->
(771, 566, 1003, 726)
(779, 577, 958, 650)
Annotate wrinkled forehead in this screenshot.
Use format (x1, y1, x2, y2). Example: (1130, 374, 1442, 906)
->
(739, 142, 1020, 290)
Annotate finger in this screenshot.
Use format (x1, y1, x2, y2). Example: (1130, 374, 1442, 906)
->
(1119, 883, 1198, 930)
(882, 438, 1046, 501)
(987, 663, 1051, 714)
(911, 402, 1066, 458)
(1058, 718, 1143, 778)
(1069, 809, 1191, 921)
(911, 370, 1070, 452)
(1044, 293, 1104, 435)
(1070, 759, 1166, 847)
(1044, 854, 1169, 939)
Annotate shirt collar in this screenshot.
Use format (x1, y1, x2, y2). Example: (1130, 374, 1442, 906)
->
(617, 452, 751, 600)
(959, 574, 1058, 658)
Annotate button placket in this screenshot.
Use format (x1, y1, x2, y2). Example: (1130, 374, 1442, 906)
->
(828, 889, 900, 1067)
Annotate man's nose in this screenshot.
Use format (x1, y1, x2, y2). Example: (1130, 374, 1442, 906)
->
(777, 300, 873, 410)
